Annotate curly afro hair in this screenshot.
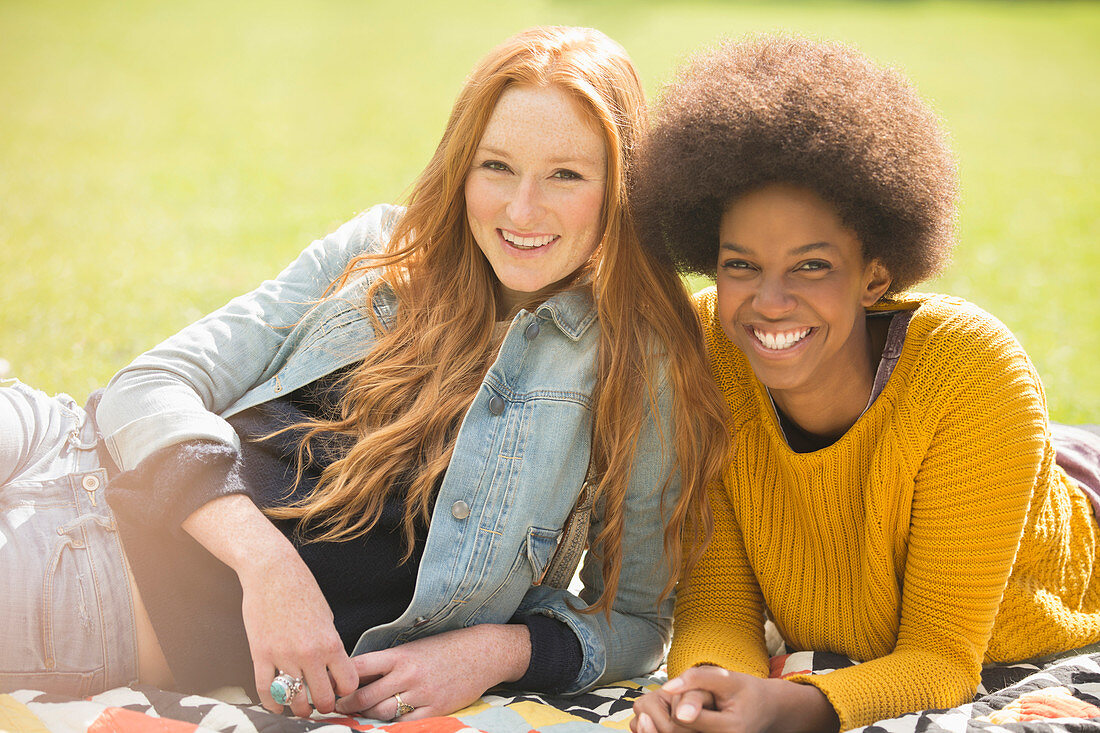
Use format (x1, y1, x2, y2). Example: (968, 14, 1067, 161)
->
(632, 34, 958, 293)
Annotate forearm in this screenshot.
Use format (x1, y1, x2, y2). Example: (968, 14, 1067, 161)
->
(181, 492, 297, 584)
(669, 482, 769, 678)
(480, 623, 532, 685)
(787, 647, 976, 730)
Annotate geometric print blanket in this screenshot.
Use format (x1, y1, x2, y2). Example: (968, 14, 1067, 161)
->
(4, 650, 1100, 732)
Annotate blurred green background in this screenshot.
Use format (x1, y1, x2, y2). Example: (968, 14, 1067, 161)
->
(1, 0, 1097, 421)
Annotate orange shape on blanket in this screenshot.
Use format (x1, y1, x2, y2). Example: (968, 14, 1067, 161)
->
(768, 654, 811, 679)
(89, 706, 199, 732)
(308, 715, 381, 730)
(383, 716, 487, 733)
(982, 686, 1100, 723)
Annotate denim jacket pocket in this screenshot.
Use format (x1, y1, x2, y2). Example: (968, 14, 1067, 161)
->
(525, 526, 564, 584)
(461, 526, 563, 628)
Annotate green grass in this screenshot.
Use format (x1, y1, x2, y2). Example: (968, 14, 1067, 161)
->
(1, 0, 1097, 421)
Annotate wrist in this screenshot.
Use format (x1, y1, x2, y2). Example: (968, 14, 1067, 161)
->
(483, 623, 531, 684)
(768, 679, 839, 733)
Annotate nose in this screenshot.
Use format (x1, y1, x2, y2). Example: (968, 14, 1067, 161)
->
(506, 175, 545, 228)
(752, 273, 796, 318)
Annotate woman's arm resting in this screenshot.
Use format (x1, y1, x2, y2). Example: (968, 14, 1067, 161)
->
(182, 493, 358, 716)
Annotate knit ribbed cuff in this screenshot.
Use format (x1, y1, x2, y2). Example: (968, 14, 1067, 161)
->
(506, 614, 583, 694)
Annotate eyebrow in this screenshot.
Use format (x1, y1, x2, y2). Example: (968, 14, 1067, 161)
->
(474, 144, 602, 168)
(720, 241, 834, 255)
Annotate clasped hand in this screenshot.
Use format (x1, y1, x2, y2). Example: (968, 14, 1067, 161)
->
(631, 666, 839, 733)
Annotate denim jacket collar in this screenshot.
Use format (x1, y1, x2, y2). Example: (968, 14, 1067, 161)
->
(534, 287, 597, 342)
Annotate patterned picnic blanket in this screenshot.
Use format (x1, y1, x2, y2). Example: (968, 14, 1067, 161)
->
(4, 651, 1100, 732)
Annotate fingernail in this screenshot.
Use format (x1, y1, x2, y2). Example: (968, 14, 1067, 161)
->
(676, 703, 698, 722)
(637, 712, 652, 733)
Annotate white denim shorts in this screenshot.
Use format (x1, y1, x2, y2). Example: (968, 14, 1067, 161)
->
(0, 380, 138, 695)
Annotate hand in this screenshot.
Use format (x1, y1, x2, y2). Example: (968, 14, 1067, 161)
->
(334, 624, 531, 720)
(641, 666, 839, 733)
(631, 677, 711, 733)
(239, 549, 359, 716)
(179, 494, 358, 717)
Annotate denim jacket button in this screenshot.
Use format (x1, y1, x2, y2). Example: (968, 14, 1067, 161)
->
(81, 475, 100, 491)
(488, 395, 505, 415)
(525, 321, 540, 340)
(451, 500, 471, 519)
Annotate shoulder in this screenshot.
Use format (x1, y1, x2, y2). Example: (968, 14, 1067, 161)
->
(899, 293, 1032, 372)
(889, 293, 1046, 416)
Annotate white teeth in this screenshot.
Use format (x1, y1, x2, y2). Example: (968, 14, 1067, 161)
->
(501, 230, 555, 249)
(753, 327, 811, 350)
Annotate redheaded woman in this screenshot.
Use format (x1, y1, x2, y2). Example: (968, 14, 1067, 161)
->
(0, 26, 727, 720)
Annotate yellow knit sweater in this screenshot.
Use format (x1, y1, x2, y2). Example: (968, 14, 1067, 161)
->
(670, 290, 1100, 730)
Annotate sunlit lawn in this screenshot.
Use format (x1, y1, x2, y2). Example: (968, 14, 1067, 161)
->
(1, 0, 1097, 421)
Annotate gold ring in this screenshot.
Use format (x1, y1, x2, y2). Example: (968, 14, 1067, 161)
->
(393, 692, 415, 719)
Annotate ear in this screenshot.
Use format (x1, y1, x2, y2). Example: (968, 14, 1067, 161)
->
(860, 259, 892, 307)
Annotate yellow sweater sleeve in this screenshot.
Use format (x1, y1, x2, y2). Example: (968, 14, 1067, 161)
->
(667, 479, 769, 678)
(791, 310, 1050, 729)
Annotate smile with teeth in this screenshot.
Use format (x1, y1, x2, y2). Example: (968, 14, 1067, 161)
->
(500, 229, 557, 250)
(752, 326, 812, 351)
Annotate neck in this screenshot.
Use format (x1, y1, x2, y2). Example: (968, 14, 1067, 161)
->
(768, 319, 879, 440)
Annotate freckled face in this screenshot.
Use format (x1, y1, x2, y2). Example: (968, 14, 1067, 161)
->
(464, 84, 608, 311)
(715, 184, 889, 408)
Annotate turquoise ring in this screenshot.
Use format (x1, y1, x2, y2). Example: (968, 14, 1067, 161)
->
(270, 672, 304, 706)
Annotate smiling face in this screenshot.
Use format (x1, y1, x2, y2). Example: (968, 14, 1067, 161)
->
(716, 183, 891, 425)
(464, 84, 608, 312)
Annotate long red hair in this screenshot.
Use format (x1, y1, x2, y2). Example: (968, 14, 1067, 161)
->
(268, 26, 728, 613)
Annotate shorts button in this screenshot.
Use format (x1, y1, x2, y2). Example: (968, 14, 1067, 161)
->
(488, 395, 505, 415)
(81, 475, 100, 491)
(451, 500, 471, 520)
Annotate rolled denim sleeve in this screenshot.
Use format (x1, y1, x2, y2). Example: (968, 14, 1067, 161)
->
(97, 204, 401, 471)
(515, 378, 678, 694)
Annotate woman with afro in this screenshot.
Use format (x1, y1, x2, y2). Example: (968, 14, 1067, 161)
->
(630, 34, 1100, 733)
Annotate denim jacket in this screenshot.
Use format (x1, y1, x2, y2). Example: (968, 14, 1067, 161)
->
(96, 204, 677, 693)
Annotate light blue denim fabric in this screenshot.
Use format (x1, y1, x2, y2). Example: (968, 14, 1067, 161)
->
(0, 380, 138, 695)
(96, 204, 677, 693)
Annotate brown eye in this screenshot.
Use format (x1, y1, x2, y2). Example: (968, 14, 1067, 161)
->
(720, 259, 754, 272)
